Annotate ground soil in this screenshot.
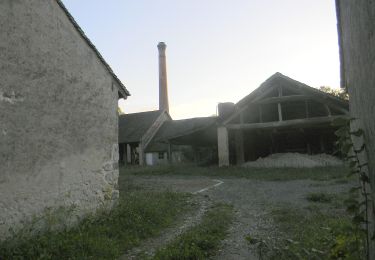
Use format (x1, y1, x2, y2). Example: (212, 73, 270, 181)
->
(121, 174, 354, 259)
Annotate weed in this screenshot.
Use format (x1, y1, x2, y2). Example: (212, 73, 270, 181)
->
(247, 207, 365, 259)
(121, 165, 351, 182)
(0, 191, 191, 259)
(306, 192, 334, 203)
(153, 203, 233, 259)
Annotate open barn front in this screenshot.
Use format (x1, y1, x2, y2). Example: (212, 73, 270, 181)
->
(230, 126, 338, 165)
(217, 73, 349, 167)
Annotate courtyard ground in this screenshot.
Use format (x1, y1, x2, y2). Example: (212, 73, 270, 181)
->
(119, 165, 357, 259)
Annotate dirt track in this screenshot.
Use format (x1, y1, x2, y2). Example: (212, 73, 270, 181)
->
(121, 175, 354, 259)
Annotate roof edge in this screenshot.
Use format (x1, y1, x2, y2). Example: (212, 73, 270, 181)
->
(55, 0, 130, 98)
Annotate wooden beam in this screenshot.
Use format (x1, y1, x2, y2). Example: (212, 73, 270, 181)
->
(234, 130, 245, 165)
(256, 95, 348, 115)
(255, 95, 309, 104)
(278, 103, 283, 121)
(305, 100, 309, 118)
(226, 115, 347, 130)
(278, 87, 283, 121)
(278, 86, 283, 97)
(325, 104, 332, 117)
(240, 110, 244, 124)
(223, 85, 279, 125)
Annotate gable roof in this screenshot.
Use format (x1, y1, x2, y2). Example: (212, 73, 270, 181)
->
(223, 73, 349, 125)
(56, 0, 130, 98)
(236, 72, 348, 108)
(119, 110, 163, 143)
(152, 116, 218, 144)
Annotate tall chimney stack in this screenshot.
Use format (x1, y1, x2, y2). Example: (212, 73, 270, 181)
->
(158, 42, 169, 112)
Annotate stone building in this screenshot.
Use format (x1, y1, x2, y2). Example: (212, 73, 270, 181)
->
(119, 110, 171, 166)
(336, 0, 375, 257)
(148, 116, 218, 165)
(0, 0, 129, 239)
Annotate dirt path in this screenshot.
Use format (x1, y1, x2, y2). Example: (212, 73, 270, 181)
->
(119, 194, 212, 259)
(121, 175, 354, 259)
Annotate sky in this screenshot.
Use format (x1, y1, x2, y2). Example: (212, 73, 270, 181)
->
(62, 0, 340, 120)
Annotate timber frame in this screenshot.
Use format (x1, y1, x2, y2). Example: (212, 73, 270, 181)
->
(218, 73, 349, 167)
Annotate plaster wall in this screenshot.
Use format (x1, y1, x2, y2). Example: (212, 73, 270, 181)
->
(0, 0, 120, 239)
(145, 152, 169, 166)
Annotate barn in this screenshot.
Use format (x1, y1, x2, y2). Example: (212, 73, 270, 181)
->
(118, 110, 171, 166)
(217, 73, 349, 166)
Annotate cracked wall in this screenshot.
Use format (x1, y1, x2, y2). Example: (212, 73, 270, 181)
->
(0, 0, 120, 239)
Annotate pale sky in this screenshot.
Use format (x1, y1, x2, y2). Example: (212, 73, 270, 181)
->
(62, 0, 340, 120)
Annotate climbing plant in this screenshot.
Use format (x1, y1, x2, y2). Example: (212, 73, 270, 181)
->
(333, 117, 371, 260)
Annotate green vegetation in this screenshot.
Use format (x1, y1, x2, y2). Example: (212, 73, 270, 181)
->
(153, 203, 233, 260)
(247, 207, 364, 259)
(306, 192, 335, 203)
(121, 165, 350, 182)
(0, 191, 191, 259)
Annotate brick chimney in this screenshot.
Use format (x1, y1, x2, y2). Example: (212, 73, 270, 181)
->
(158, 42, 169, 112)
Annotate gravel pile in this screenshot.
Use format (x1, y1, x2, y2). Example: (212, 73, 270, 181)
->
(242, 153, 343, 168)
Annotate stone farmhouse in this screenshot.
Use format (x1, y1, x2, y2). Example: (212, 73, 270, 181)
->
(0, 0, 129, 239)
(118, 44, 348, 167)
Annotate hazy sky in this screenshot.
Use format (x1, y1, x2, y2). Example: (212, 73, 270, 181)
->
(62, 0, 340, 119)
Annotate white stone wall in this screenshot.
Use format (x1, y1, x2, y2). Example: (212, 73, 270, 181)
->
(337, 0, 375, 256)
(0, 0, 121, 239)
(145, 152, 169, 166)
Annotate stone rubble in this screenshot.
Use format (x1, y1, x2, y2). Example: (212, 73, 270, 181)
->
(242, 153, 343, 168)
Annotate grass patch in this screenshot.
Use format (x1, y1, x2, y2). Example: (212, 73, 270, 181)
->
(0, 191, 191, 259)
(306, 192, 334, 203)
(153, 203, 233, 259)
(121, 165, 351, 182)
(248, 207, 364, 259)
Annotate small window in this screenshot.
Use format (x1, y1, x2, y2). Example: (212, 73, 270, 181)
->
(158, 152, 164, 159)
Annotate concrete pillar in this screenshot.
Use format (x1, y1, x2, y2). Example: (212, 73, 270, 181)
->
(157, 42, 169, 113)
(235, 130, 245, 165)
(218, 127, 230, 167)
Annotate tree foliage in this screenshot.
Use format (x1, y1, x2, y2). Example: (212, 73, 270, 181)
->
(319, 86, 349, 100)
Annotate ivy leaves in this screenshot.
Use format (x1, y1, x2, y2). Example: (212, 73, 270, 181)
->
(333, 117, 371, 259)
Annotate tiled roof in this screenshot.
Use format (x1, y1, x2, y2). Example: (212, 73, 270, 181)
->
(119, 110, 163, 143)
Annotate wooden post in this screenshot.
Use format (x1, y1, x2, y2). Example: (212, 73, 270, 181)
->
(168, 142, 172, 163)
(278, 87, 283, 121)
(319, 136, 325, 153)
(305, 100, 309, 118)
(218, 127, 230, 167)
(138, 143, 144, 166)
(235, 130, 245, 165)
(325, 104, 332, 117)
(123, 144, 128, 166)
(126, 144, 131, 164)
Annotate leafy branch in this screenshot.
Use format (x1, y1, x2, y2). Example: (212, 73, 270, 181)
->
(333, 117, 370, 260)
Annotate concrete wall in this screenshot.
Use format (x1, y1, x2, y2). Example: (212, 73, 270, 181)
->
(0, 0, 120, 239)
(336, 0, 375, 257)
(145, 152, 169, 166)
